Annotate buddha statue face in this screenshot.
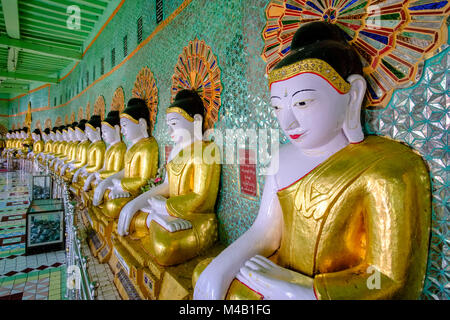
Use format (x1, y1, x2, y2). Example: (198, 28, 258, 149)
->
(6, 133, 10, 139)
(119, 117, 148, 142)
(85, 126, 101, 142)
(32, 133, 39, 142)
(49, 132, 55, 141)
(42, 133, 48, 142)
(68, 129, 75, 142)
(271, 73, 356, 150)
(20, 131, 27, 139)
(75, 129, 86, 141)
(166, 112, 200, 144)
(101, 123, 121, 145)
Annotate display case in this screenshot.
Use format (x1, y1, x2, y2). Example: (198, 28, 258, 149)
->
(31, 174, 54, 200)
(25, 198, 65, 255)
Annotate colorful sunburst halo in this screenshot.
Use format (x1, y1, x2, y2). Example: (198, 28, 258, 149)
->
(262, 0, 449, 108)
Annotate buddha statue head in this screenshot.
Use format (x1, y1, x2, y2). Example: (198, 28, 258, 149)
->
(85, 115, 102, 142)
(269, 21, 366, 151)
(101, 110, 121, 145)
(50, 127, 58, 141)
(55, 127, 63, 141)
(42, 128, 50, 142)
(68, 122, 78, 142)
(62, 126, 69, 141)
(6, 131, 10, 139)
(119, 98, 150, 143)
(20, 128, 28, 139)
(32, 129, 41, 142)
(166, 89, 204, 145)
(75, 120, 88, 141)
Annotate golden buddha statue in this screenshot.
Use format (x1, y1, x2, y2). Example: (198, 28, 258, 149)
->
(36, 128, 52, 165)
(56, 122, 79, 175)
(48, 126, 66, 172)
(91, 98, 158, 266)
(193, 22, 431, 300)
(27, 129, 44, 162)
(62, 120, 90, 183)
(81, 111, 126, 259)
(111, 90, 221, 299)
(71, 115, 106, 199)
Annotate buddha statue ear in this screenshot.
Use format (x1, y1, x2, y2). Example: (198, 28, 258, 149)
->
(343, 74, 366, 143)
(193, 114, 203, 140)
(138, 118, 149, 138)
(114, 125, 121, 140)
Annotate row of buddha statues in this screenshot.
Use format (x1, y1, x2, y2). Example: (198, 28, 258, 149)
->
(0, 22, 432, 300)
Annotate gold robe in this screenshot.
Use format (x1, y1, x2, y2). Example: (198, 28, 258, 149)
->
(101, 137, 158, 219)
(84, 141, 126, 208)
(118, 140, 221, 266)
(64, 140, 90, 182)
(226, 135, 431, 300)
(72, 140, 105, 195)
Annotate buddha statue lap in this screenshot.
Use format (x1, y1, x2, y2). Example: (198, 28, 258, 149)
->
(193, 22, 431, 300)
(81, 111, 126, 258)
(90, 98, 158, 268)
(112, 90, 221, 300)
(71, 115, 105, 199)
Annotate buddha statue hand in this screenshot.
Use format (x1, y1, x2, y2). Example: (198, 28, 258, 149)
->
(141, 195, 192, 232)
(235, 255, 316, 300)
(108, 178, 130, 199)
(149, 213, 192, 233)
(92, 178, 110, 206)
(83, 173, 95, 191)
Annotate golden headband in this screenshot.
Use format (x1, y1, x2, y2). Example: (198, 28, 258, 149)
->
(119, 113, 139, 124)
(268, 58, 351, 94)
(85, 123, 98, 131)
(101, 121, 116, 130)
(75, 127, 84, 133)
(166, 106, 194, 122)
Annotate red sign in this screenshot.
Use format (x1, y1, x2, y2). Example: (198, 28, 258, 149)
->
(165, 145, 173, 164)
(239, 149, 258, 198)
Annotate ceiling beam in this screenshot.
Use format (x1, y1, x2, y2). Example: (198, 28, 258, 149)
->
(0, 87, 28, 94)
(0, 35, 82, 61)
(1, 0, 20, 39)
(1, 0, 20, 74)
(0, 71, 59, 84)
(34, 0, 105, 15)
(20, 3, 100, 24)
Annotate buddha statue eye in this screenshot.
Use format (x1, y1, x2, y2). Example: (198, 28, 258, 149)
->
(293, 99, 312, 108)
(271, 105, 281, 111)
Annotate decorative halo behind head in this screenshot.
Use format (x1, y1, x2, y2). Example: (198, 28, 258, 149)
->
(132, 66, 158, 133)
(94, 95, 106, 120)
(261, 0, 450, 108)
(171, 38, 222, 131)
(111, 87, 125, 112)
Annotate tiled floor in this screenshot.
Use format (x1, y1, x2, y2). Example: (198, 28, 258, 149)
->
(0, 170, 67, 300)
